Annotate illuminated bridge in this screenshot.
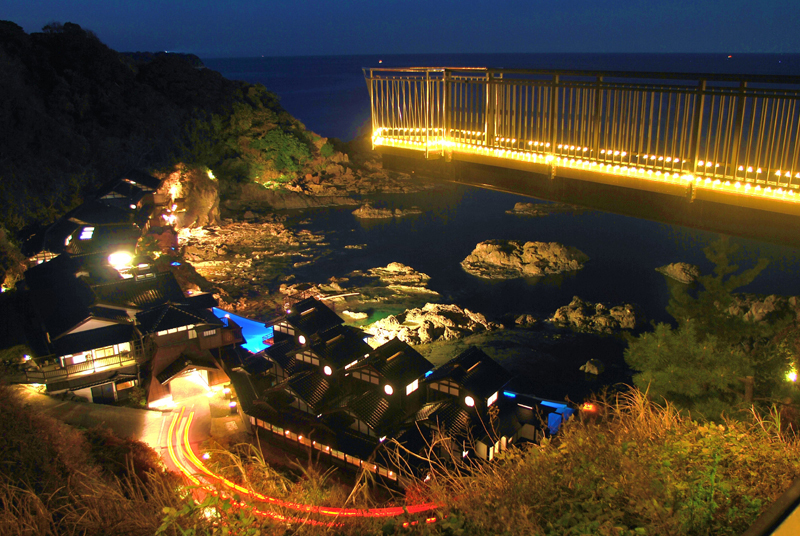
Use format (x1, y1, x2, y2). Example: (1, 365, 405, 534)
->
(364, 67, 800, 246)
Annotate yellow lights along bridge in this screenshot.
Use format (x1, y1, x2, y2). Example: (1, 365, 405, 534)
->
(365, 67, 800, 216)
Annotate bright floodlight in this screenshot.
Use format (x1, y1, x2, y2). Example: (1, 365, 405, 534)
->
(298, 335, 306, 345)
(323, 365, 332, 376)
(384, 384, 394, 396)
(108, 251, 133, 269)
(464, 396, 475, 407)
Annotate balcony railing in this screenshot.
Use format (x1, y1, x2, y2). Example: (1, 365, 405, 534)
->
(24, 353, 137, 384)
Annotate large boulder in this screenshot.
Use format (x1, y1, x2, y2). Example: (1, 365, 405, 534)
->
(549, 296, 643, 334)
(352, 203, 423, 219)
(365, 303, 500, 346)
(656, 262, 701, 284)
(159, 166, 220, 228)
(727, 294, 800, 323)
(461, 240, 589, 279)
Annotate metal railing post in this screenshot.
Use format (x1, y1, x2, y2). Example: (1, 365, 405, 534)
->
(485, 72, 496, 147)
(592, 76, 603, 158)
(443, 69, 451, 158)
(425, 70, 430, 159)
(691, 79, 707, 174)
(730, 81, 748, 180)
(550, 74, 560, 155)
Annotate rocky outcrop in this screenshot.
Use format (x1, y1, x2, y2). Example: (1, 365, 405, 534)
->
(514, 314, 539, 327)
(549, 296, 643, 334)
(352, 203, 423, 219)
(727, 294, 800, 323)
(461, 240, 589, 279)
(506, 202, 587, 217)
(365, 303, 500, 346)
(158, 166, 221, 228)
(656, 262, 701, 284)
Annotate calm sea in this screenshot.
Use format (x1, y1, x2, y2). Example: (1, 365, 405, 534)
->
(201, 53, 800, 399)
(203, 53, 800, 140)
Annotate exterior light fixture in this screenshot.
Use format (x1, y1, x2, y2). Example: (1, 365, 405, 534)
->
(108, 251, 133, 270)
(298, 335, 306, 345)
(464, 396, 475, 407)
(323, 365, 332, 376)
(384, 385, 394, 396)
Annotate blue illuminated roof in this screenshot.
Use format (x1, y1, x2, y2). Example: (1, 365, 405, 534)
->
(213, 308, 273, 353)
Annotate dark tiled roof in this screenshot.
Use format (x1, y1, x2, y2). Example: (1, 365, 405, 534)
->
(264, 338, 309, 376)
(240, 353, 274, 375)
(411, 400, 474, 438)
(328, 390, 402, 436)
(284, 371, 340, 411)
(65, 200, 137, 226)
(24, 253, 122, 290)
(135, 303, 221, 334)
(91, 272, 185, 309)
(120, 170, 162, 191)
(183, 292, 218, 309)
(310, 325, 371, 369)
(156, 350, 219, 384)
(286, 298, 343, 337)
(65, 225, 141, 256)
(362, 338, 433, 387)
(51, 323, 135, 356)
(425, 346, 511, 399)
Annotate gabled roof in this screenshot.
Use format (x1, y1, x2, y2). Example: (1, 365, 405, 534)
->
(135, 302, 221, 334)
(411, 399, 474, 438)
(51, 323, 135, 357)
(264, 337, 306, 374)
(309, 325, 371, 369)
(24, 252, 122, 290)
(425, 347, 511, 399)
(95, 177, 147, 205)
(283, 370, 340, 411)
(326, 390, 403, 436)
(285, 297, 343, 337)
(119, 169, 162, 191)
(359, 337, 433, 387)
(65, 224, 141, 256)
(156, 350, 218, 384)
(65, 199, 138, 226)
(91, 272, 185, 309)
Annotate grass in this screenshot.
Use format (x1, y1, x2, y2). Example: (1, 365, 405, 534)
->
(3, 383, 800, 535)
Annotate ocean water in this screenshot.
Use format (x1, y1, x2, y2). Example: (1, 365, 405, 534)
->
(203, 53, 800, 140)
(200, 53, 800, 399)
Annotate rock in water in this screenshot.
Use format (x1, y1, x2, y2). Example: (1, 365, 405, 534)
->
(365, 303, 500, 346)
(461, 240, 589, 279)
(656, 262, 700, 284)
(550, 296, 643, 334)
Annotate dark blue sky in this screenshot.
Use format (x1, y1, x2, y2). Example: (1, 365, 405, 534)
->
(4, 0, 798, 57)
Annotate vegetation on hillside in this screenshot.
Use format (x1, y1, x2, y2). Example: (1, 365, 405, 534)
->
(625, 238, 800, 420)
(0, 20, 327, 235)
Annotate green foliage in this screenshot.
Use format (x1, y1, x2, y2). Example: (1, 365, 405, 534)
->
(421, 390, 800, 536)
(320, 141, 335, 158)
(625, 237, 793, 418)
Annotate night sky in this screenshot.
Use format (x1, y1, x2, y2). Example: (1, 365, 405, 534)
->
(3, 0, 798, 57)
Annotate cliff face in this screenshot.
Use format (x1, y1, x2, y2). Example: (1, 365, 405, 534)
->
(0, 20, 313, 233)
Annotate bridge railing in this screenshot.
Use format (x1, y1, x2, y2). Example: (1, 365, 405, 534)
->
(364, 67, 800, 189)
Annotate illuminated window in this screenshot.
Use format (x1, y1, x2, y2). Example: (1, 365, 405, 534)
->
(203, 329, 217, 337)
(431, 380, 459, 396)
(94, 346, 116, 359)
(188, 330, 197, 339)
(116, 380, 136, 390)
(79, 227, 95, 240)
(406, 379, 419, 395)
(487, 391, 498, 407)
(352, 370, 380, 385)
